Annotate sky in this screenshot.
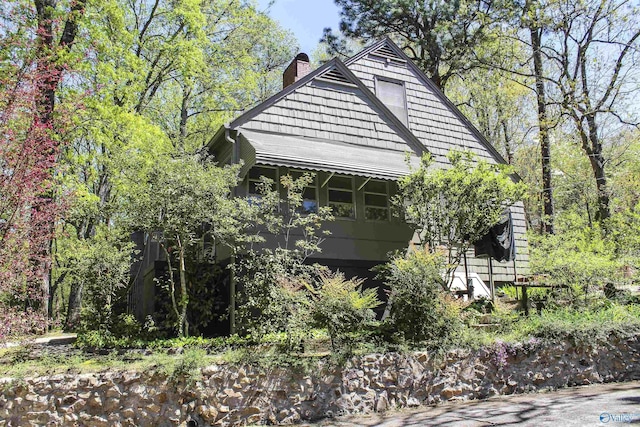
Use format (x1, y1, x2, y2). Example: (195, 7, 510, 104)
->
(257, 0, 342, 55)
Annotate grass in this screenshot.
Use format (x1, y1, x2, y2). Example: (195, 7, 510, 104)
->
(0, 345, 226, 379)
(3, 302, 639, 379)
(0, 331, 333, 379)
(459, 301, 640, 349)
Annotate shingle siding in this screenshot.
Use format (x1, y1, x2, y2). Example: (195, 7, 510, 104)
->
(348, 51, 529, 283)
(242, 81, 416, 153)
(349, 56, 495, 163)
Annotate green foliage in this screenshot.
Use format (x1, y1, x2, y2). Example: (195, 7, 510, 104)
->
(169, 348, 206, 386)
(235, 250, 317, 351)
(608, 201, 640, 269)
(123, 153, 249, 337)
(234, 172, 334, 346)
(46, 0, 298, 335)
(396, 151, 525, 290)
(305, 271, 381, 352)
(53, 226, 135, 331)
(529, 214, 623, 293)
(76, 330, 122, 350)
(329, 0, 504, 89)
(380, 247, 463, 349)
(512, 304, 640, 345)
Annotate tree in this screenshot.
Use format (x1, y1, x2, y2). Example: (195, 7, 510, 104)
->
(55, 0, 297, 326)
(0, 0, 86, 335)
(123, 153, 245, 338)
(469, 0, 558, 233)
(484, 0, 640, 230)
(326, 0, 507, 90)
(396, 151, 526, 290)
(55, 226, 134, 331)
(32, 0, 87, 316)
(448, 44, 534, 166)
(522, 0, 555, 234)
(545, 0, 640, 224)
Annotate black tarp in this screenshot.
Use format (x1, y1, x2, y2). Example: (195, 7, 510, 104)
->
(474, 210, 516, 262)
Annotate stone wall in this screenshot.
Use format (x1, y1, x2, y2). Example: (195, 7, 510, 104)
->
(2, 336, 640, 426)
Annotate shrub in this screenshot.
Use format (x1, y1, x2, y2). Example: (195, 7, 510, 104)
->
(169, 348, 206, 386)
(234, 171, 334, 346)
(524, 303, 640, 344)
(381, 247, 463, 349)
(235, 249, 317, 346)
(305, 271, 381, 351)
(60, 228, 134, 332)
(529, 216, 623, 294)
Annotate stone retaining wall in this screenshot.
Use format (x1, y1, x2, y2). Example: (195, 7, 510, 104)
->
(2, 336, 640, 426)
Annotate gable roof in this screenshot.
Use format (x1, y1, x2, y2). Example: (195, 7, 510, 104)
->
(226, 58, 428, 156)
(345, 38, 509, 166)
(209, 38, 515, 182)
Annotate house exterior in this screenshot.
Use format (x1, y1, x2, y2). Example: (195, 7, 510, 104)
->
(207, 38, 529, 284)
(129, 38, 530, 327)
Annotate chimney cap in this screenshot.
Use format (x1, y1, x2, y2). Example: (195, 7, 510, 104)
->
(295, 53, 309, 62)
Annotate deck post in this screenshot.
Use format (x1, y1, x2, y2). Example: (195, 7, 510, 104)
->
(229, 255, 236, 335)
(488, 257, 495, 302)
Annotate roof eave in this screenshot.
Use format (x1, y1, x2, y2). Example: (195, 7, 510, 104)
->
(206, 125, 228, 152)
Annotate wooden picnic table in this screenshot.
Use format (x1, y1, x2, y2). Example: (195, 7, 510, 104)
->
(512, 275, 568, 316)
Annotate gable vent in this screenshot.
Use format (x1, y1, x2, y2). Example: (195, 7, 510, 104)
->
(371, 44, 406, 64)
(315, 67, 356, 87)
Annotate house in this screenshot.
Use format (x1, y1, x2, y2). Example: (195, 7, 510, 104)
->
(130, 38, 530, 329)
(207, 38, 529, 282)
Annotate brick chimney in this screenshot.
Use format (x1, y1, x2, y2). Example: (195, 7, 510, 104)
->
(283, 53, 311, 88)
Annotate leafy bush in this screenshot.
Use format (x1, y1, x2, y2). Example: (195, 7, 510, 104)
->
(380, 247, 463, 349)
(523, 303, 640, 344)
(529, 216, 623, 294)
(234, 171, 334, 347)
(235, 249, 318, 346)
(395, 151, 525, 290)
(169, 348, 206, 386)
(305, 271, 381, 351)
(59, 228, 135, 332)
(75, 329, 121, 350)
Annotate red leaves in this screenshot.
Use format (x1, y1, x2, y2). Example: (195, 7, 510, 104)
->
(1, 17, 66, 336)
(0, 68, 63, 309)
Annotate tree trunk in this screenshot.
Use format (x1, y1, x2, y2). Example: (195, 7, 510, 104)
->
(64, 281, 83, 331)
(33, 0, 87, 320)
(584, 115, 610, 223)
(161, 243, 182, 336)
(500, 118, 513, 165)
(590, 152, 610, 223)
(529, 25, 555, 234)
(177, 236, 189, 337)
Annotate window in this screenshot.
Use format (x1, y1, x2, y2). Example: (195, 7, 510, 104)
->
(290, 170, 318, 214)
(327, 175, 355, 219)
(247, 166, 277, 197)
(376, 77, 408, 126)
(364, 180, 389, 221)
